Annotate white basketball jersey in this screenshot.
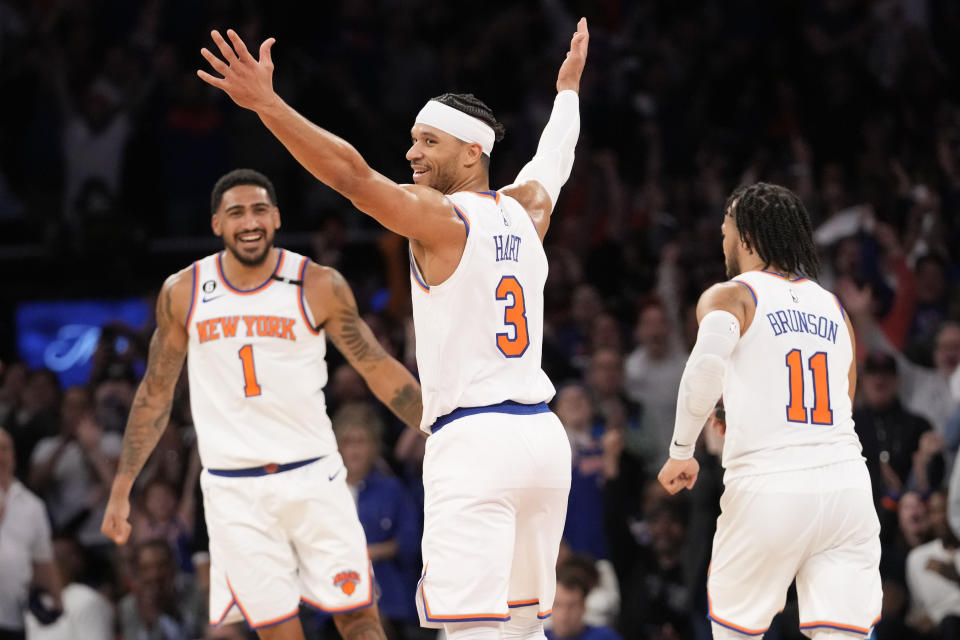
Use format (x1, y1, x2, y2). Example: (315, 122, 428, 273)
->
(185, 249, 336, 468)
(410, 191, 556, 431)
(721, 270, 863, 479)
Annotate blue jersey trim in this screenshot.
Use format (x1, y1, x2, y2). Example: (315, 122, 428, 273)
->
(207, 455, 325, 478)
(430, 400, 551, 435)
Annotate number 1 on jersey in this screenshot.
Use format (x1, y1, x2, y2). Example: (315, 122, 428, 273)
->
(495, 276, 529, 357)
(785, 349, 832, 425)
(238, 344, 262, 397)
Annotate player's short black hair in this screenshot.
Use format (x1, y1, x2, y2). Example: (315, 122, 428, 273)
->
(431, 93, 506, 143)
(725, 182, 821, 280)
(210, 169, 278, 215)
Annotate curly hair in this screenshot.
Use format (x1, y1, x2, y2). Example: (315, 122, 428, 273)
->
(725, 182, 821, 279)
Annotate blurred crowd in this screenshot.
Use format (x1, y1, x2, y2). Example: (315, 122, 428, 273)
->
(3, 0, 960, 639)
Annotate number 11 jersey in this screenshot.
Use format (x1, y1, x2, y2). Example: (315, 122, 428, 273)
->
(409, 191, 556, 433)
(722, 270, 863, 479)
(185, 248, 336, 469)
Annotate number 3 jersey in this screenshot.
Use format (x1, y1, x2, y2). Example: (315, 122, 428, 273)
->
(185, 249, 336, 469)
(722, 270, 863, 479)
(409, 191, 556, 432)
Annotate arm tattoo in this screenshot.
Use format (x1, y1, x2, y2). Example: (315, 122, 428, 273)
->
(118, 283, 186, 477)
(389, 383, 422, 430)
(329, 271, 388, 366)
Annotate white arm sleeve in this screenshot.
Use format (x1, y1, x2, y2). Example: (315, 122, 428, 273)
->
(510, 90, 580, 209)
(669, 310, 741, 460)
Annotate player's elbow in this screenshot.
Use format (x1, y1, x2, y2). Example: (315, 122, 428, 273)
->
(682, 353, 726, 416)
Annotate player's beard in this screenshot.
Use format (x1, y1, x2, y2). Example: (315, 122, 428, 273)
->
(426, 162, 459, 195)
(725, 253, 740, 279)
(226, 229, 274, 267)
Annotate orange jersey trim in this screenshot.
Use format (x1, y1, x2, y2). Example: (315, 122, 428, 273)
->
(707, 587, 768, 636)
(297, 257, 321, 335)
(184, 262, 199, 328)
(419, 568, 510, 622)
(754, 269, 807, 283)
(798, 614, 881, 634)
(216, 249, 285, 295)
(300, 561, 375, 613)
(209, 597, 236, 627)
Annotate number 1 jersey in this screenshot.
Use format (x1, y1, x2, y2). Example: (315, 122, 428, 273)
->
(722, 270, 863, 479)
(409, 191, 556, 432)
(185, 249, 336, 469)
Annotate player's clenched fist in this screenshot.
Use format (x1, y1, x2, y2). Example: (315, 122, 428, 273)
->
(101, 493, 132, 545)
(657, 456, 700, 495)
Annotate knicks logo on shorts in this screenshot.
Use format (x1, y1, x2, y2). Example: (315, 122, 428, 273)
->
(333, 570, 361, 595)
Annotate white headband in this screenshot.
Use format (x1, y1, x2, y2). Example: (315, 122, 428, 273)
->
(415, 100, 496, 156)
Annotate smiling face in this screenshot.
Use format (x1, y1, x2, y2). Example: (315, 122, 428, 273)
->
(212, 184, 280, 266)
(406, 124, 478, 194)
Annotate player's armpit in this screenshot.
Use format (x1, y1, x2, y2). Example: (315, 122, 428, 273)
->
(501, 180, 553, 241)
(308, 265, 424, 432)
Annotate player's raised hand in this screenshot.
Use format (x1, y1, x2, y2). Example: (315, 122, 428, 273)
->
(557, 17, 589, 94)
(198, 29, 278, 112)
(657, 456, 700, 495)
(101, 492, 132, 545)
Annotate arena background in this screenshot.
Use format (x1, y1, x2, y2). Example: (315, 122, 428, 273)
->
(1, 1, 959, 639)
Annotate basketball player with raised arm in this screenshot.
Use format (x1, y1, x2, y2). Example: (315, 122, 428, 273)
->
(657, 183, 882, 639)
(101, 169, 422, 640)
(197, 18, 589, 640)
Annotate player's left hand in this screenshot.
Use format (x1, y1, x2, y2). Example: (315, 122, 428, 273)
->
(198, 29, 278, 113)
(657, 457, 700, 494)
(557, 18, 589, 94)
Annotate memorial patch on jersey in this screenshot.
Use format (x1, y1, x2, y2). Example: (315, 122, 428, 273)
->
(766, 309, 838, 344)
(196, 315, 297, 343)
(333, 570, 361, 595)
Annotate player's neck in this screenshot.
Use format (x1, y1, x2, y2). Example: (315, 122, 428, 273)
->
(444, 172, 488, 195)
(221, 247, 280, 288)
(741, 257, 796, 280)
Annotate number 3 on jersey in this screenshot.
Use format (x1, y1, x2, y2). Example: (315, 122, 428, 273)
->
(785, 349, 833, 425)
(495, 276, 529, 357)
(237, 344, 262, 397)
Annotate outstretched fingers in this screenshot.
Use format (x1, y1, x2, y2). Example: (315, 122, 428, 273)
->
(226, 28, 254, 62)
(259, 37, 276, 66)
(200, 47, 229, 76)
(570, 17, 589, 57)
(196, 68, 224, 88)
(209, 29, 237, 63)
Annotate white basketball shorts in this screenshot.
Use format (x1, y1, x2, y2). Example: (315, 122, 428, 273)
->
(202, 452, 373, 630)
(707, 458, 882, 638)
(416, 403, 571, 629)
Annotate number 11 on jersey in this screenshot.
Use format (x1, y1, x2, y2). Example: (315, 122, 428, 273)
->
(785, 349, 833, 425)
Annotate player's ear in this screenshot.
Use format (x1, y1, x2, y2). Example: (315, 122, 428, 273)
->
(273, 208, 281, 230)
(211, 213, 222, 237)
(463, 142, 483, 168)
